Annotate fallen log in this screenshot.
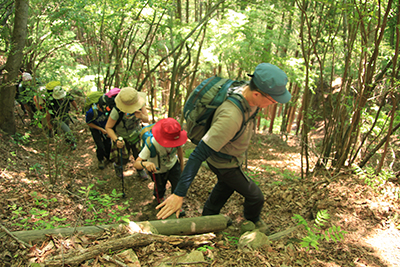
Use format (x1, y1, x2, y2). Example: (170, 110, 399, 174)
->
(0, 214, 232, 243)
(267, 225, 301, 241)
(44, 232, 216, 267)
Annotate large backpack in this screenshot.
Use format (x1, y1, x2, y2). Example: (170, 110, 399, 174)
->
(183, 76, 259, 145)
(139, 123, 158, 158)
(98, 88, 121, 116)
(85, 88, 121, 124)
(84, 91, 103, 114)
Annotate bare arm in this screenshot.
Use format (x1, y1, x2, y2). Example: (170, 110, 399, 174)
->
(87, 122, 107, 135)
(135, 106, 149, 123)
(105, 116, 124, 148)
(133, 157, 157, 173)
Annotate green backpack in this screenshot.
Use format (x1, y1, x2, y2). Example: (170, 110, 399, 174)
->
(183, 76, 259, 145)
(84, 91, 104, 122)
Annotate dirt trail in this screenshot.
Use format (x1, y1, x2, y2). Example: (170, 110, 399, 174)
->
(0, 114, 399, 266)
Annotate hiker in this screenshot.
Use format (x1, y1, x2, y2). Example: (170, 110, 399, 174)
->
(46, 84, 79, 150)
(105, 87, 150, 180)
(14, 69, 28, 116)
(33, 86, 47, 112)
(133, 118, 187, 205)
(85, 101, 111, 170)
(16, 72, 36, 120)
(156, 63, 292, 226)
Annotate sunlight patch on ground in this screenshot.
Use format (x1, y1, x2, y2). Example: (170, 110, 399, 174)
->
(79, 153, 93, 168)
(250, 158, 301, 174)
(364, 225, 400, 266)
(1, 170, 40, 185)
(80, 153, 91, 158)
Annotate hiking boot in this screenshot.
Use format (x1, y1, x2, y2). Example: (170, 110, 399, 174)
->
(98, 160, 105, 170)
(255, 219, 267, 229)
(254, 219, 270, 234)
(240, 220, 255, 234)
(114, 163, 123, 178)
(138, 169, 148, 180)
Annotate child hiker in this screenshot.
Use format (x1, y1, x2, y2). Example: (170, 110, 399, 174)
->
(133, 118, 187, 209)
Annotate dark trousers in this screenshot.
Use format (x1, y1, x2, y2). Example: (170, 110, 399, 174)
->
(126, 141, 139, 160)
(202, 163, 265, 223)
(152, 161, 181, 199)
(90, 128, 111, 162)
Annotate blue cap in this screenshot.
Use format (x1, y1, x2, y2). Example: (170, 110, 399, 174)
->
(250, 63, 291, 104)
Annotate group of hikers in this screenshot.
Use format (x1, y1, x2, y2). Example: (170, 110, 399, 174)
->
(15, 63, 291, 228)
(15, 71, 79, 150)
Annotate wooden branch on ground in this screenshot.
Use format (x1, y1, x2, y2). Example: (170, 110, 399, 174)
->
(0, 222, 32, 249)
(44, 232, 216, 267)
(0, 215, 231, 243)
(267, 225, 302, 241)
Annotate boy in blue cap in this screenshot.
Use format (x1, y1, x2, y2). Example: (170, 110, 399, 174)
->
(156, 63, 291, 228)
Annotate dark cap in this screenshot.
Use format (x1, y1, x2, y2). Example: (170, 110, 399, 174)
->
(248, 63, 291, 104)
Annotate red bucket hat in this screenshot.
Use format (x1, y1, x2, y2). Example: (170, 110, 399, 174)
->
(152, 118, 187, 147)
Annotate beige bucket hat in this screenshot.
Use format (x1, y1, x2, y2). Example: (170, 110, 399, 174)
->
(115, 87, 146, 113)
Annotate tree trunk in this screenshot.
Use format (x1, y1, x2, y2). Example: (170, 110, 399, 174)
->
(176, 0, 182, 21)
(0, 0, 29, 135)
(268, 105, 277, 134)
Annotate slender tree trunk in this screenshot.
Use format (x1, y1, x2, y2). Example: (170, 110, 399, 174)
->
(0, 0, 29, 135)
(268, 105, 277, 134)
(335, 0, 393, 168)
(376, 94, 397, 174)
(186, 0, 189, 23)
(176, 0, 182, 21)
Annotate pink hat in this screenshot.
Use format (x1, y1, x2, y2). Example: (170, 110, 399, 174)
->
(152, 118, 187, 147)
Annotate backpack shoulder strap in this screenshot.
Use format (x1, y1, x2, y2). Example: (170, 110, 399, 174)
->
(86, 104, 99, 124)
(112, 107, 125, 130)
(226, 93, 259, 142)
(144, 136, 161, 167)
(144, 136, 157, 158)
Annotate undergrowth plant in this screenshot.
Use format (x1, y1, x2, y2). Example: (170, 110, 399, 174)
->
(8, 192, 69, 230)
(78, 185, 131, 225)
(244, 169, 262, 185)
(222, 232, 239, 246)
(262, 165, 301, 181)
(11, 131, 31, 145)
(292, 210, 347, 251)
(197, 245, 214, 252)
(353, 166, 398, 199)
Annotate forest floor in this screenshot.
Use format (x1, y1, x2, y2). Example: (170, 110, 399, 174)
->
(1, 111, 400, 267)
